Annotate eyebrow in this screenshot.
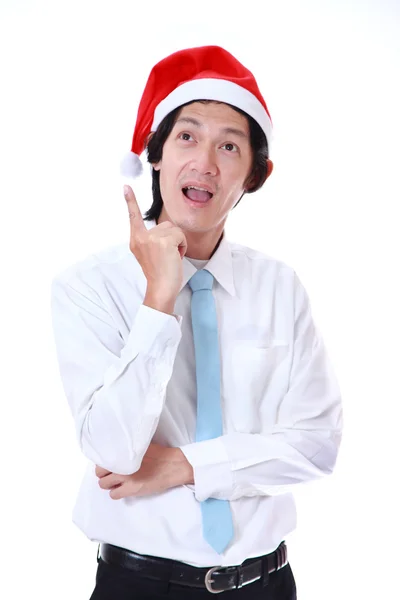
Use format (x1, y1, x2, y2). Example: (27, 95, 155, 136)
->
(175, 116, 249, 139)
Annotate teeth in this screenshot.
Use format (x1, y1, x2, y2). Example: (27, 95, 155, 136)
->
(186, 185, 211, 192)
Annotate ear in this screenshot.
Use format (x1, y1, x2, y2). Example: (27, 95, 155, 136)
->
(152, 161, 161, 172)
(244, 159, 274, 192)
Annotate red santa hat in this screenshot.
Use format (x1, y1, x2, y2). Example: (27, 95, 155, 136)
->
(121, 45, 272, 178)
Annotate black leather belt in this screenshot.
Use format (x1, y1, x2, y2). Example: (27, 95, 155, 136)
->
(98, 541, 288, 594)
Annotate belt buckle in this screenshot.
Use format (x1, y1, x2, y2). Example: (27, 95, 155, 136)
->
(205, 566, 225, 594)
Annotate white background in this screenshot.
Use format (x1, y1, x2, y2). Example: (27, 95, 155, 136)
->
(1, 0, 399, 598)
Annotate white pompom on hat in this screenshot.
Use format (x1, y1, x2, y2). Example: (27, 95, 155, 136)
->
(121, 45, 272, 178)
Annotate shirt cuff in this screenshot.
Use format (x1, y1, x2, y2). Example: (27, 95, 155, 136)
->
(121, 304, 183, 361)
(179, 438, 234, 502)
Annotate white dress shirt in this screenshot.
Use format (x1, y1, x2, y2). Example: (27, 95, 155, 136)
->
(50, 218, 343, 568)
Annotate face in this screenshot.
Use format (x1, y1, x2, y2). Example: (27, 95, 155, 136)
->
(152, 102, 254, 233)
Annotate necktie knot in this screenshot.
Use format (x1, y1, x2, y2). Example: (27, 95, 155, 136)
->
(188, 269, 214, 293)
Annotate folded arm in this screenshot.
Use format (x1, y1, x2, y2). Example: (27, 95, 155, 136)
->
(179, 273, 343, 501)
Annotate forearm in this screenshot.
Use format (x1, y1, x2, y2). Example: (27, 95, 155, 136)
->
(180, 426, 342, 501)
(79, 307, 182, 474)
(81, 362, 170, 474)
(51, 277, 183, 475)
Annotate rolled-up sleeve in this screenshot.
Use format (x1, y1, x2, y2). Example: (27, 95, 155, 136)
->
(50, 276, 182, 475)
(180, 272, 343, 502)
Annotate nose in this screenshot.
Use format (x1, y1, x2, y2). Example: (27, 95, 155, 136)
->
(191, 143, 218, 176)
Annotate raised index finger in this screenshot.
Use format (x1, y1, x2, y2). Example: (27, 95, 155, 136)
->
(123, 185, 146, 233)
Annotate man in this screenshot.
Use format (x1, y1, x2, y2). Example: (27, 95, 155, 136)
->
(50, 45, 343, 599)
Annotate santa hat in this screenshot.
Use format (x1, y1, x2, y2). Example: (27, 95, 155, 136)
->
(121, 45, 272, 178)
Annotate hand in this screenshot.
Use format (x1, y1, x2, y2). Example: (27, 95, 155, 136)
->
(124, 185, 187, 303)
(95, 443, 194, 500)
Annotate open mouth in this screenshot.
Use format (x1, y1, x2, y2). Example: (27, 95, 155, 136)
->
(182, 186, 214, 203)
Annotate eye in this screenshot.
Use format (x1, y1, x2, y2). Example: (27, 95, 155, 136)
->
(179, 132, 193, 141)
(221, 143, 239, 152)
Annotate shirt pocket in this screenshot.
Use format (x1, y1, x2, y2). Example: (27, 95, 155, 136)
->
(226, 340, 290, 432)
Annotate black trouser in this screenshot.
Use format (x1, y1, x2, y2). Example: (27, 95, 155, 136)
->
(89, 555, 297, 599)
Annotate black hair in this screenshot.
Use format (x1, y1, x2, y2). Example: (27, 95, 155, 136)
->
(142, 100, 269, 223)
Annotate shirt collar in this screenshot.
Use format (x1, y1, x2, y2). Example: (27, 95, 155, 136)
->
(144, 219, 236, 297)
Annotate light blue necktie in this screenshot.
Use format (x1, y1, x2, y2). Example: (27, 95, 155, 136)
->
(188, 269, 234, 554)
